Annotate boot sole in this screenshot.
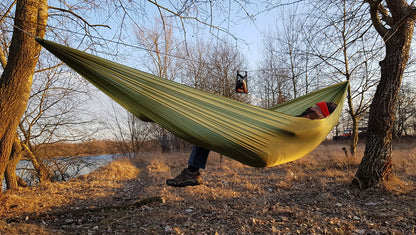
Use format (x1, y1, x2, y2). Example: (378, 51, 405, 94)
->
(166, 180, 202, 187)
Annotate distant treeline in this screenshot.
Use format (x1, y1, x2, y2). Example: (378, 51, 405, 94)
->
(34, 139, 162, 158)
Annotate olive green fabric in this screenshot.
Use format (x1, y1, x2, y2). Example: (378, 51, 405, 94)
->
(36, 38, 348, 167)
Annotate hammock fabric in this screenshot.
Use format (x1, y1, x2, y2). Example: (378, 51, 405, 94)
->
(36, 38, 348, 167)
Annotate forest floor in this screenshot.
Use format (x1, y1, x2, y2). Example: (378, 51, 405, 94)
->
(0, 143, 415, 234)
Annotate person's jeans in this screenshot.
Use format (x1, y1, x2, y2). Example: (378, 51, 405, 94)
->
(188, 146, 210, 169)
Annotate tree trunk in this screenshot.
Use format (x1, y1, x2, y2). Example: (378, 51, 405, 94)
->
(5, 134, 24, 190)
(160, 129, 170, 153)
(0, 0, 47, 192)
(22, 142, 52, 182)
(352, 14, 415, 189)
(349, 117, 359, 157)
(346, 75, 359, 157)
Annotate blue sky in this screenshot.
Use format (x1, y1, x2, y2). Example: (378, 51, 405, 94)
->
(229, 14, 275, 69)
(124, 1, 288, 71)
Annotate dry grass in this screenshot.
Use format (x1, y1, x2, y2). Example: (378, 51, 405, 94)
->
(1, 159, 140, 218)
(1, 143, 415, 234)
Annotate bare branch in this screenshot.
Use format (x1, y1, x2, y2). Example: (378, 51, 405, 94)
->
(48, 6, 111, 29)
(383, 4, 416, 42)
(145, 0, 233, 38)
(35, 62, 64, 73)
(0, 39, 8, 69)
(0, 0, 16, 24)
(366, 0, 388, 37)
(0, 1, 16, 68)
(377, 3, 394, 26)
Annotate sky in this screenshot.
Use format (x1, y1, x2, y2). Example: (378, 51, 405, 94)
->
(97, 1, 289, 72)
(43, 1, 300, 75)
(179, 3, 284, 70)
(228, 15, 271, 69)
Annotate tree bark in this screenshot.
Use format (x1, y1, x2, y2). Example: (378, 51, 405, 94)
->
(160, 129, 171, 153)
(350, 118, 359, 157)
(5, 134, 24, 190)
(22, 142, 52, 182)
(352, 2, 416, 189)
(346, 75, 359, 157)
(0, 0, 47, 192)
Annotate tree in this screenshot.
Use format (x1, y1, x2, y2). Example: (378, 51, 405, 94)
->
(16, 57, 98, 185)
(108, 108, 155, 158)
(256, 36, 291, 108)
(1, 0, 120, 191)
(180, 40, 211, 91)
(307, 0, 380, 156)
(207, 41, 248, 101)
(0, 0, 140, 191)
(134, 18, 184, 153)
(5, 133, 27, 190)
(352, 0, 416, 189)
(0, 0, 48, 191)
(134, 18, 182, 81)
(394, 82, 416, 136)
(275, 4, 312, 98)
(182, 40, 249, 102)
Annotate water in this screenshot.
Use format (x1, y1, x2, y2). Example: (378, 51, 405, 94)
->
(3, 154, 121, 191)
(50, 154, 118, 177)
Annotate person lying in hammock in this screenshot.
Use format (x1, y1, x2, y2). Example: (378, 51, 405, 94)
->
(166, 101, 338, 187)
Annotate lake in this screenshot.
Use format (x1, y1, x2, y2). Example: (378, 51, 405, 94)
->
(2, 154, 123, 191)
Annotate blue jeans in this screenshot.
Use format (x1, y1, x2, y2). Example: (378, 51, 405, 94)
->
(188, 146, 210, 169)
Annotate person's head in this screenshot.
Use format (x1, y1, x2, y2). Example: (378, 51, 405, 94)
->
(302, 102, 337, 120)
(327, 102, 338, 113)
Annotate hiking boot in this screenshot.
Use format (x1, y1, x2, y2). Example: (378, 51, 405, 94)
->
(166, 168, 202, 187)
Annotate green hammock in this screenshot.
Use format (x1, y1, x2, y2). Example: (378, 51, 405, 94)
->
(36, 38, 348, 167)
